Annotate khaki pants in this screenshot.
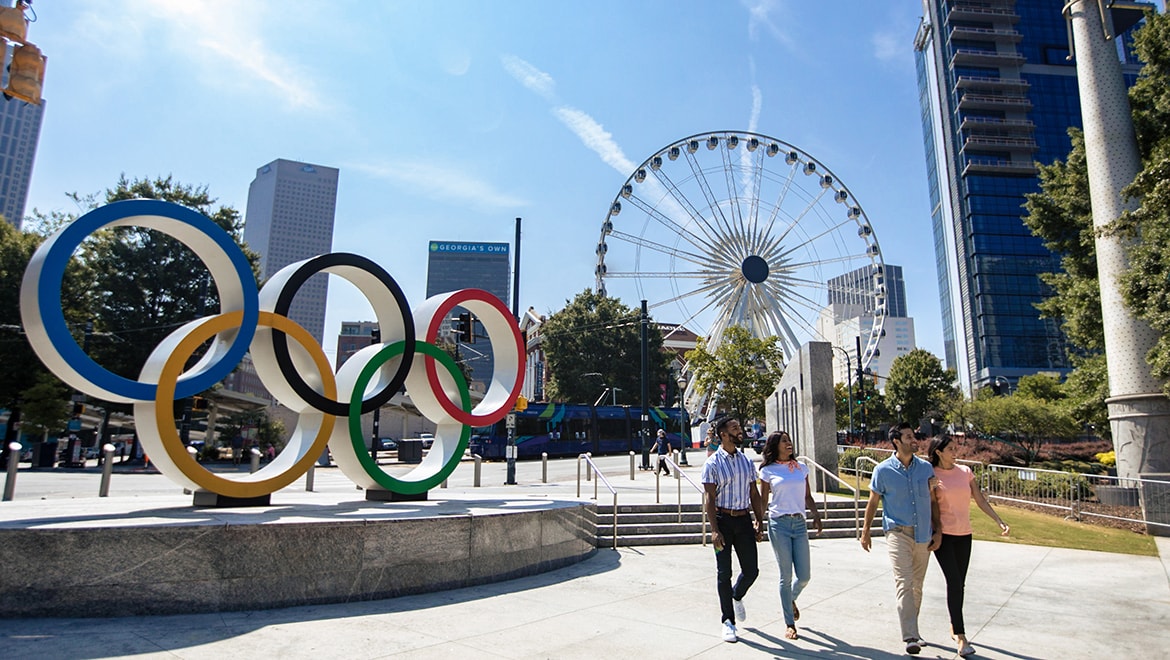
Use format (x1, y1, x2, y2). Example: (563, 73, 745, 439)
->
(886, 526, 930, 641)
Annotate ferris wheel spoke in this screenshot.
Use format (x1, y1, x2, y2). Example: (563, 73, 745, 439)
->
(607, 229, 716, 269)
(719, 144, 746, 237)
(759, 160, 801, 242)
(622, 185, 722, 255)
(781, 251, 876, 271)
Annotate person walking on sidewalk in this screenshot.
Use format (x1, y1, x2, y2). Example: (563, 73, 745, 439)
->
(653, 429, 672, 476)
(928, 433, 1010, 658)
(860, 422, 941, 655)
(758, 431, 822, 641)
(701, 414, 765, 644)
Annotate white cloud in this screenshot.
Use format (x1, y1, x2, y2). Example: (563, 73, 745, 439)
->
(502, 54, 635, 176)
(348, 160, 529, 211)
(501, 55, 557, 102)
(105, 0, 328, 111)
(872, 30, 905, 64)
(552, 107, 637, 175)
(743, 0, 794, 48)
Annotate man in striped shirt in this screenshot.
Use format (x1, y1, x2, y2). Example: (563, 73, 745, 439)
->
(702, 415, 765, 643)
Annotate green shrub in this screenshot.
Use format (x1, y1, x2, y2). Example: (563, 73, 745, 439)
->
(839, 447, 890, 472)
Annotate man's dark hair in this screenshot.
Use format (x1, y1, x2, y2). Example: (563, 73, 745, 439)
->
(712, 415, 735, 436)
(887, 422, 913, 443)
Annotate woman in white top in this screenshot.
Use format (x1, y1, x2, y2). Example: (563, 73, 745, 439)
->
(758, 431, 822, 640)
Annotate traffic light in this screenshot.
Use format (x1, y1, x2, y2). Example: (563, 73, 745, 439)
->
(0, 2, 44, 105)
(457, 312, 474, 343)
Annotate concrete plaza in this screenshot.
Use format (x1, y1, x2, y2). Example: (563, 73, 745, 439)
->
(1, 454, 1168, 658)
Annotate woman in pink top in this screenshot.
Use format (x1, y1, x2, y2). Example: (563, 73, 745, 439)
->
(928, 434, 1009, 657)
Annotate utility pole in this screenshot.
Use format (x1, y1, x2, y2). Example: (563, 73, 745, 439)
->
(639, 300, 650, 470)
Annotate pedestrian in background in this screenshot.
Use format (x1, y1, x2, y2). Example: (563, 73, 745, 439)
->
(860, 422, 941, 655)
(928, 433, 1010, 658)
(653, 429, 671, 476)
(701, 415, 765, 644)
(758, 431, 822, 640)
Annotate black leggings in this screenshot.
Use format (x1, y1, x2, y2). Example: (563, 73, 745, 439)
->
(933, 533, 973, 635)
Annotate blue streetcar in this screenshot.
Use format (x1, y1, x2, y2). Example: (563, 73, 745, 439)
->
(468, 403, 689, 460)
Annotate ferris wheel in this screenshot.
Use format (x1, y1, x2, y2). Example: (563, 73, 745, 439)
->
(595, 131, 887, 414)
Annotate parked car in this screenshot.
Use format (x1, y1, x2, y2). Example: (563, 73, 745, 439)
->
(419, 432, 434, 449)
(378, 438, 397, 451)
(750, 436, 766, 455)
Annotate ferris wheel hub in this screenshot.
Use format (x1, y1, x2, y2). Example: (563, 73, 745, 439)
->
(741, 255, 769, 284)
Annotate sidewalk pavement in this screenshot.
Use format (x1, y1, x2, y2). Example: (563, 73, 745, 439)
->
(2, 455, 1169, 659)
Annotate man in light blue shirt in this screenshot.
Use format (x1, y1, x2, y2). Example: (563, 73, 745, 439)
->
(860, 422, 941, 655)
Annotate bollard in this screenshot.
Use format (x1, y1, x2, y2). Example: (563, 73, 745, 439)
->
(473, 454, 482, 487)
(250, 447, 261, 474)
(183, 446, 198, 494)
(3, 441, 21, 501)
(630, 451, 636, 480)
(542, 452, 548, 483)
(305, 464, 315, 491)
(98, 443, 116, 497)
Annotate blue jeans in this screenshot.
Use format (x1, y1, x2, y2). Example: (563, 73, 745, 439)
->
(767, 514, 811, 626)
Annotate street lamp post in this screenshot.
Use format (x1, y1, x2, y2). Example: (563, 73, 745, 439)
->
(370, 327, 381, 464)
(831, 345, 854, 443)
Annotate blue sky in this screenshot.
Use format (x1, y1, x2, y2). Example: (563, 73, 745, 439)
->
(24, 0, 943, 364)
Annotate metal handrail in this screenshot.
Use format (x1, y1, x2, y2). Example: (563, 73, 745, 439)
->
(796, 455, 859, 539)
(577, 453, 618, 549)
(659, 454, 708, 546)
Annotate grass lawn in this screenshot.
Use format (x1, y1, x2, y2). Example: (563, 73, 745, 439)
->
(840, 471, 1157, 557)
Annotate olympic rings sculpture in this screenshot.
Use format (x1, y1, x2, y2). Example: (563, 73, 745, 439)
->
(19, 199, 525, 498)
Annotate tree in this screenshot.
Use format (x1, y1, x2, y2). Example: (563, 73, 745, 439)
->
(539, 289, 671, 406)
(683, 325, 784, 421)
(884, 349, 957, 426)
(0, 220, 93, 452)
(965, 395, 1079, 465)
(834, 381, 852, 432)
(81, 176, 260, 388)
(1015, 373, 1064, 402)
(18, 372, 70, 443)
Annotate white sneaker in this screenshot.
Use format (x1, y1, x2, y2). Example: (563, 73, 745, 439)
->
(733, 598, 746, 622)
(721, 620, 738, 643)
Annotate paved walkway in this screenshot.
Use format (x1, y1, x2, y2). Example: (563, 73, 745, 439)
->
(2, 455, 1169, 658)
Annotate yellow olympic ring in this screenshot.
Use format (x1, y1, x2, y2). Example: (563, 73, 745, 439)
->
(133, 311, 336, 498)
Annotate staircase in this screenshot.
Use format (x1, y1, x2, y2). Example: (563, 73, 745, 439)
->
(591, 500, 884, 548)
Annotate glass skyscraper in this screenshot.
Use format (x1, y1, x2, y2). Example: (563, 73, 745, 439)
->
(0, 96, 44, 228)
(913, 0, 1147, 392)
(426, 241, 511, 390)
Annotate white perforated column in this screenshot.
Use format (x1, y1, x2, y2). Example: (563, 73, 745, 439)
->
(1069, 0, 1170, 480)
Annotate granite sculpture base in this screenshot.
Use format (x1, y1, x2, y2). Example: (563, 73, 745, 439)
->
(0, 497, 596, 618)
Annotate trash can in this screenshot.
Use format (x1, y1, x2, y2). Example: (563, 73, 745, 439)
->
(398, 439, 423, 464)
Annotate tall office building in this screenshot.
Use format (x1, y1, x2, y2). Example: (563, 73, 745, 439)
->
(913, 0, 1149, 392)
(426, 241, 510, 389)
(828, 264, 907, 318)
(0, 96, 44, 228)
(821, 263, 915, 389)
(243, 159, 338, 344)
